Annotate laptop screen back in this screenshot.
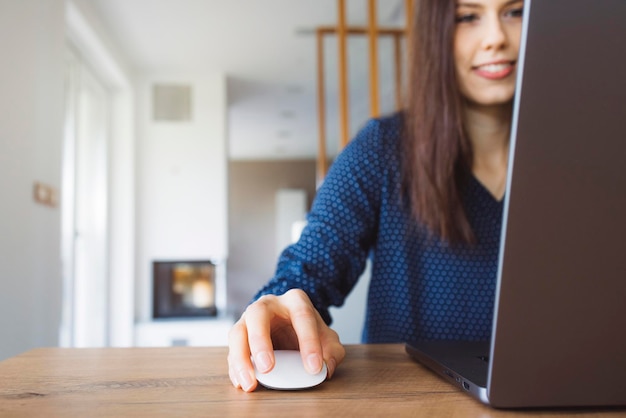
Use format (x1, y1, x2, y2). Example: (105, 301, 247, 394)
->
(488, 0, 626, 407)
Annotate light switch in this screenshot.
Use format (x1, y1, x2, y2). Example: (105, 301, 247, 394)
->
(33, 182, 58, 208)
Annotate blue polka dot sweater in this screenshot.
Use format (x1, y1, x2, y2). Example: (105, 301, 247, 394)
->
(254, 113, 503, 343)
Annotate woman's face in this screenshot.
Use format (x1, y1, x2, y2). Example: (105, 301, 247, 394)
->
(454, 0, 524, 108)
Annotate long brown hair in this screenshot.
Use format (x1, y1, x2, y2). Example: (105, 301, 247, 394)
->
(402, 0, 474, 244)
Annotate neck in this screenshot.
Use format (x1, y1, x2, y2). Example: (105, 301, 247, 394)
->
(463, 101, 513, 200)
(463, 101, 512, 158)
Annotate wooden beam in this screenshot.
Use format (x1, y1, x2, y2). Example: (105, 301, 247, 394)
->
(315, 1, 412, 182)
(337, 0, 349, 149)
(406, 0, 414, 32)
(394, 33, 403, 111)
(368, 0, 380, 117)
(405, 0, 414, 36)
(316, 29, 328, 185)
(318, 26, 405, 36)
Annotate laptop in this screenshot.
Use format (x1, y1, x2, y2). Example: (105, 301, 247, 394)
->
(405, 0, 626, 408)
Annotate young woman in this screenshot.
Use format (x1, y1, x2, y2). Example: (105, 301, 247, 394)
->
(228, 0, 524, 392)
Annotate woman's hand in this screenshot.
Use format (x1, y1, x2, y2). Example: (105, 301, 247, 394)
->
(227, 289, 346, 392)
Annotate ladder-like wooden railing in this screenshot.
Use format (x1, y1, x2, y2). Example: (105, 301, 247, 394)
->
(316, 0, 414, 184)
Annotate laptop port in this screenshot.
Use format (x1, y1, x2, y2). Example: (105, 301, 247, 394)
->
(463, 381, 470, 391)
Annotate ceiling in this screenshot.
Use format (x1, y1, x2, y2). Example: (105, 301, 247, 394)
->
(89, 0, 408, 159)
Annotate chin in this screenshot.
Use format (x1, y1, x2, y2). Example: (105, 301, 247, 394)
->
(467, 91, 515, 108)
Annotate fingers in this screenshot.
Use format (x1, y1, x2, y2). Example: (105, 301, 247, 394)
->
(227, 289, 347, 393)
(244, 297, 276, 374)
(227, 316, 258, 392)
(282, 289, 345, 378)
(228, 293, 286, 392)
(282, 290, 325, 374)
(319, 326, 346, 379)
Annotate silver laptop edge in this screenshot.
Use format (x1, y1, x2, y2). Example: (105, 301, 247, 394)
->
(486, 0, 533, 403)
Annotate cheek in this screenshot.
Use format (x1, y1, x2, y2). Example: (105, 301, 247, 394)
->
(453, 46, 474, 91)
(453, 33, 481, 97)
(453, 34, 476, 74)
(453, 34, 466, 68)
(507, 26, 523, 56)
(453, 49, 466, 77)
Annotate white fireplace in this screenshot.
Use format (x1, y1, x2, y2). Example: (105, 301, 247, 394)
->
(135, 259, 233, 347)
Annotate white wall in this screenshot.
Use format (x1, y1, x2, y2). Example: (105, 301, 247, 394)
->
(0, 0, 66, 360)
(329, 262, 371, 344)
(136, 74, 228, 323)
(275, 189, 307, 258)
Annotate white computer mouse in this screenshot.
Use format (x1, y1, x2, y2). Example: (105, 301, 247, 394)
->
(253, 350, 327, 390)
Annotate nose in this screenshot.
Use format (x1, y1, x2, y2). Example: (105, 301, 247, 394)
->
(481, 14, 508, 50)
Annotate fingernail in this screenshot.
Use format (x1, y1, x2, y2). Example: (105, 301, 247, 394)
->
(306, 353, 323, 374)
(238, 369, 255, 392)
(255, 351, 272, 373)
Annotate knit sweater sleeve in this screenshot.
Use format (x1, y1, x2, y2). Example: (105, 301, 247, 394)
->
(253, 116, 397, 324)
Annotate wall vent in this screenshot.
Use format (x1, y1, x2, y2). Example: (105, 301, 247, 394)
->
(153, 83, 192, 121)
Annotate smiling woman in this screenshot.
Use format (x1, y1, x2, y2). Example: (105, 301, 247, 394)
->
(228, 0, 525, 393)
(454, 0, 523, 107)
(453, 0, 523, 204)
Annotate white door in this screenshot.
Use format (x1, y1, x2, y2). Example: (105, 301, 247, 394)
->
(61, 48, 109, 347)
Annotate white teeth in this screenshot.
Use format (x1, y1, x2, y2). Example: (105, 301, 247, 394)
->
(478, 63, 511, 73)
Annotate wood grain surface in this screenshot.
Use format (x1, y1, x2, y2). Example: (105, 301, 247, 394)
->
(0, 344, 624, 417)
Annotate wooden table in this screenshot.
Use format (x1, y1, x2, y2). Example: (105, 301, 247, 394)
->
(0, 344, 624, 417)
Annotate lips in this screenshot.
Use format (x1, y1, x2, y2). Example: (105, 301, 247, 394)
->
(473, 61, 516, 80)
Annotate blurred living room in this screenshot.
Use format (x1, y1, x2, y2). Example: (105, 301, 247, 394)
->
(0, 0, 410, 360)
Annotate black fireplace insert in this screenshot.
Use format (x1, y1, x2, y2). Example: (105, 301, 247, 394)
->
(153, 260, 217, 318)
